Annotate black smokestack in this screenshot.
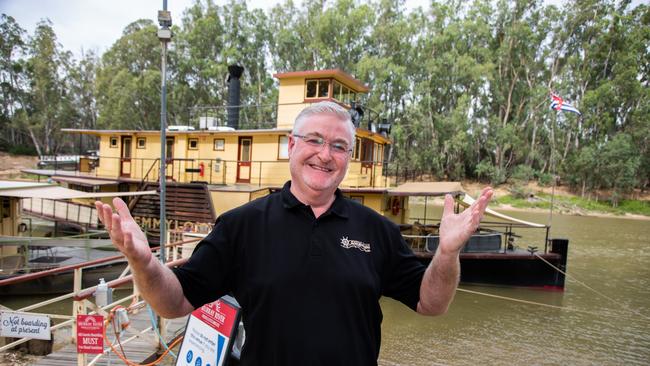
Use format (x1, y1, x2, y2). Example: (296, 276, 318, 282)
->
(227, 65, 245, 129)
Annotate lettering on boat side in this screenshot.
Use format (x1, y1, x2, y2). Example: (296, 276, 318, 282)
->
(133, 216, 212, 232)
(340, 237, 371, 252)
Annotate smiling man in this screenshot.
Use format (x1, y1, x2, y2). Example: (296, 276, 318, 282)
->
(96, 101, 493, 365)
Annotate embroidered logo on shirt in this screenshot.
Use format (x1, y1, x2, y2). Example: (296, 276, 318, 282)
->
(340, 236, 371, 252)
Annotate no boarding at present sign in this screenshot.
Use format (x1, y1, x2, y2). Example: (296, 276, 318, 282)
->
(176, 296, 241, 366)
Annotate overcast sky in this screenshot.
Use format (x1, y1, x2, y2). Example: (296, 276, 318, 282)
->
(2, 0, 641, 60)
(1, 0, 434, 59)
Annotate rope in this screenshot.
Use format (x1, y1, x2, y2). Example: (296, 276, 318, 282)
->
(102, 305, 184, 366)
(147, 304, 177, 359)
(533, 252, 650, 321)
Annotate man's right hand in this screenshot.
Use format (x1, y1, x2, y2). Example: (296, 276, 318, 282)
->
(95, 198, 152, 270)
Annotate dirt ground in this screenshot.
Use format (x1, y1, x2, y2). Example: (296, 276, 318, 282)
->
(0, 152, 39, 179)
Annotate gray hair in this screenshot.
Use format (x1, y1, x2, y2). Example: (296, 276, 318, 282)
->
(293, 101, 356, 147)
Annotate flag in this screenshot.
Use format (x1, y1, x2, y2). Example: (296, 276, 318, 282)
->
(550, 93, 582, 115)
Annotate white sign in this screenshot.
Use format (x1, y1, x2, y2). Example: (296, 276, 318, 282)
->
(0, 311, 51, 340)
(176, 297, 240, 366)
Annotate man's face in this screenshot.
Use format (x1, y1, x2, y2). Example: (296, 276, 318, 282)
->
(288, 113, 352, 198)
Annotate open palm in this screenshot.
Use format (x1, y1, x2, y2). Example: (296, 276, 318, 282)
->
(438, 187, 493, 254)
(95, 198, 152, 268)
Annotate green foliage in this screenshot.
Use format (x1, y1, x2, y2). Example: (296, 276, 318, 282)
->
(511, 165, 535, 183)
(536, 172, 553, 187)
(0, 0, 648, 205)
(8, 144, 37, 155)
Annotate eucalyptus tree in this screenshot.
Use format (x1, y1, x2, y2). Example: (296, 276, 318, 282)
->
(21, 19, 74, 155)
(0, 14, 31, 151)
(96, 19, 161, 130)
(174, 0, 275, 126)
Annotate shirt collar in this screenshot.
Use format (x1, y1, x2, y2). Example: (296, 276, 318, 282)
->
(281, 181, 349, 219)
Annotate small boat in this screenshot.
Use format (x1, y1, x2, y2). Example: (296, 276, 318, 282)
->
(389, 182, 568, 290)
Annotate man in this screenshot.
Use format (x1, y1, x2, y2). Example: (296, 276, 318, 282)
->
(96, 101, 493, 365)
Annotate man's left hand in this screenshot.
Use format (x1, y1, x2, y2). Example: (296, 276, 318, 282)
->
(438, 187, 493, 255)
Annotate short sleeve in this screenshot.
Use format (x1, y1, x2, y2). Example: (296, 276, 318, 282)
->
(381, 225, 426, 311)
(172, 217, 238, 308)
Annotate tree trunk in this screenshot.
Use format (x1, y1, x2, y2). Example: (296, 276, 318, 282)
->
(27, 128, 43, 157)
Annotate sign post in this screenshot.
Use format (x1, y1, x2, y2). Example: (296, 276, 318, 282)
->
(176, 296, 241, 366)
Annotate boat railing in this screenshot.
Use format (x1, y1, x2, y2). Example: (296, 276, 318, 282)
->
(0, 238, 199, 365)
(22, 197, 100, 230)
(46, 155, 391, 188)
(402, 219, 551, 255)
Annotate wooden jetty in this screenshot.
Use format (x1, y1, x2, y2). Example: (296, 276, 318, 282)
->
(32, 311, 188, 366)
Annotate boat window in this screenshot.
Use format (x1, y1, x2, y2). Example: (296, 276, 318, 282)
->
(375, 143, 383, 163)
(360, 138, 373, 163)
(1, 198, 10, 219)
(278, 135, 289, 160)
(240, 138, 252, 162)
(122, 137, 132, 158)
(333, 81, 343, 101)
(306, 80, 318, 98)
(188, 138, 199, 150)
(166, 138, 174, 159)
(109, 137, 118, 148)
(137, 138, 146, 149)
(353, 137, 361, 160)
(305, 79, 331, 99)
(214, 138, 225, 151)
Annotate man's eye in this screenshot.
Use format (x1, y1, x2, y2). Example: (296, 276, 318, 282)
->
(306, 137, 324, 145)
(331, 143, 348, 152)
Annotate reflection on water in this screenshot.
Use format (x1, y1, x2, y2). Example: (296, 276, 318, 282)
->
(379, 207, 650, 365)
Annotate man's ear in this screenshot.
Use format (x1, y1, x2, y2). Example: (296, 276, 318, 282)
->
(288, 135, 296, 156)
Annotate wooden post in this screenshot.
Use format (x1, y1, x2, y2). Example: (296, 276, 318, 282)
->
(72, 267, 87, 366)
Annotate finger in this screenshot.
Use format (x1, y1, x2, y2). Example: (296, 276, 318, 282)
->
(111, 213, 124, 246)
(94, 201, 105, 224)
(113, 198, 135, 221)
(474, 188, 494, 221)
(441, 194, 454, 219)
(101, 204, 114, 231)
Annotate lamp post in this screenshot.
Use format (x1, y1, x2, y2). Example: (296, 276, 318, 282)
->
(157, 2, 172, 264)
(156, 0, 172, 349)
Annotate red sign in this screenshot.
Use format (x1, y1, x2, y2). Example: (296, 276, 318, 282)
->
(77, 315, 104, 354)
(191, 298, 238, 335)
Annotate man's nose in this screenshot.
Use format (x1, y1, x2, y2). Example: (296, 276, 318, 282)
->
(316, 143, 333, 161)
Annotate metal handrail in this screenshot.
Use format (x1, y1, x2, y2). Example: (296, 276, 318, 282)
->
(0, 239, 198, 287)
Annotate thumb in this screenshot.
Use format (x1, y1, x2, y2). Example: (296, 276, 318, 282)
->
(441, 194, 454, 219)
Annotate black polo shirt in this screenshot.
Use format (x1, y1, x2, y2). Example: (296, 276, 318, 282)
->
(173, 181, 426, 365)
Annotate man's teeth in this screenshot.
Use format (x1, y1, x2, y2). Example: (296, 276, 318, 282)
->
(310, 164, 332, 172)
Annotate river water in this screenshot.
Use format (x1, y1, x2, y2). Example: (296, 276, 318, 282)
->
(379, 207, 650, 365)
(2, 209, 649, 365)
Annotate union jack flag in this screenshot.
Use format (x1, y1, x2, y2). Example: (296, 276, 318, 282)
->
(550, 93, 582, 115)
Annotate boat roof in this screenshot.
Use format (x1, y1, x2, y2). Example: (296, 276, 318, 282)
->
(273, 69, 370, 92)
(0, 180, 155, 199)
(385, 181, 546, 228)
(61, 128, 293, 136)
(388, 182, 464, 197)
(460, 194, 546, 228)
